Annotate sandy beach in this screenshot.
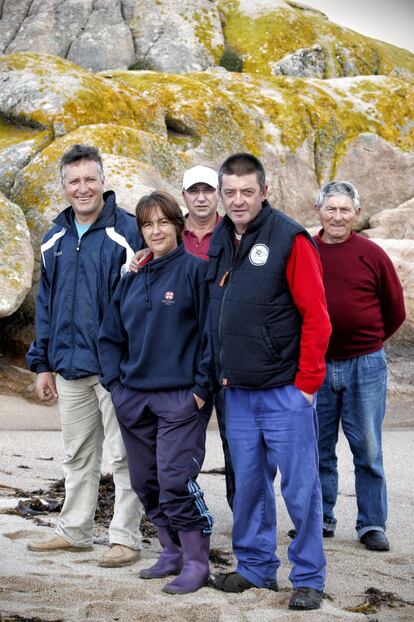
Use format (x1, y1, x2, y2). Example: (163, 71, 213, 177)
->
(0, 395, 413, 622)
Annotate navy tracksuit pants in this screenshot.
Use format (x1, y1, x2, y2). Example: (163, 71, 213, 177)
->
(111, 384, 213, 535)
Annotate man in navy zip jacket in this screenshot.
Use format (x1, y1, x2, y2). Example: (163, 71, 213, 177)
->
(26, 144, 143, 567)
(209, 153, 332, 611)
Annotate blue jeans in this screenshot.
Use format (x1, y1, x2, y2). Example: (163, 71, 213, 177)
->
(215, 389, 235, 510)
(225, 385, 326, 591)
(317, 349, 388, 538)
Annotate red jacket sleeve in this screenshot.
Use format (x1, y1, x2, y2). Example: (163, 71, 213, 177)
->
(286, 235, 331, 394)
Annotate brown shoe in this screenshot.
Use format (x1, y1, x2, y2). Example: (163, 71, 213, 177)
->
(27, 535, 92, 552)
(98, 544, 141, 568)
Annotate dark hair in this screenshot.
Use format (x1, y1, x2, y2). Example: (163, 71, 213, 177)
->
(60, 144, 104, 182)
(135, 191, 185, 244)
(218, 153, 266, 192)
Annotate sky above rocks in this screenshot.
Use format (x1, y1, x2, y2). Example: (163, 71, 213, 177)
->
(307, 0, 413, 53)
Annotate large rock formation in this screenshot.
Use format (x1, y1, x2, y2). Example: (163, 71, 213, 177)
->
(0, 193, 33, 318)
(0, 3, 412, 390)
(366, 198, 414, 240)
(374, 239, 414, 349)
(128, 0, 224, 73)
(218, 0, 414, 80)
(1, 0, 135, 72)
(0, 52, 162, 137)
(0, 1, 412, 78)
(2, 54, 412, 251)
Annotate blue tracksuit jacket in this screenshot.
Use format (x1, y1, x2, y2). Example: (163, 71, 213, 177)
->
(26, 191, 142, 379)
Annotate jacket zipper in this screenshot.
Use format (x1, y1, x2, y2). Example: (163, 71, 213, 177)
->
(218, 235, 242, 386)
(68, 237, 81, 377)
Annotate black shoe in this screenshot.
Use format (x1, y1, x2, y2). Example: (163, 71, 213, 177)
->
(289, 587, 323, 610)
(209, 571, 278, 593)
(287, 528, 334, 539)
(360, 530, 389, 551)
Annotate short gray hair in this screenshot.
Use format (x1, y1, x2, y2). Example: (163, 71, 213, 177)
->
(316, 181, 360, 211)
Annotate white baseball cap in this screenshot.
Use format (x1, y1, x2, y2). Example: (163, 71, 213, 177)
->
(182, 165, 218, 191)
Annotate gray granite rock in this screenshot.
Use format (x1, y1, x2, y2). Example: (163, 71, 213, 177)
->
(0, 0, 33, 54)
(336, 133, 414, 227)
(4, 0, 93, 57)
(0, 0, 225, 73)
(0, 193, 33, 318)
(365, 198, 414, 239)
(374, 239, 414, 348)
(67, 1, 136, 72)
(272, 45, 327, 79)
(129, 0, 224, 72)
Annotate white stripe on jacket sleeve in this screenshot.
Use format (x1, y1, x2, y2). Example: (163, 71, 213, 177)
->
(105, 226, 135, 276)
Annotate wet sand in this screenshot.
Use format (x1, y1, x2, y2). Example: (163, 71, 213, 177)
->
(0, 395, 413, 621)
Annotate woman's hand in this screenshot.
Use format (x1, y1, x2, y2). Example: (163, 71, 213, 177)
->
(193, 394, 205, 410)
(129, 248, 152, 272)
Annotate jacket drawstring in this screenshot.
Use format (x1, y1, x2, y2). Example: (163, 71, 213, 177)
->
(144, 267, 152, 310)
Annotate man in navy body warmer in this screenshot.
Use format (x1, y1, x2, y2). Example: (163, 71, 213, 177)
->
(26, 144, 143, 567)
(208, 153, 332, 611)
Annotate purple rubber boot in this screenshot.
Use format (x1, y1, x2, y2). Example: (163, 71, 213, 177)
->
(162, 530, 210, 594)
(139, 526, 183, 579)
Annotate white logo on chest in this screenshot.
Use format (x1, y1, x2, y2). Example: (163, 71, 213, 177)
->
(162, 291, 175, 305)
(249, 244, 269, 266)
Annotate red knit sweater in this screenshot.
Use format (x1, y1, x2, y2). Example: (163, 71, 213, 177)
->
(314, 231, 406, 360)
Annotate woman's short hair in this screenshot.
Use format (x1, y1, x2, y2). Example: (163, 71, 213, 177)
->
(135, 191, 185, 244)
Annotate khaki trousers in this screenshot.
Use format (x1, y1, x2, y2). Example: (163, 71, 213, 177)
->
(55, 374, 142, 548)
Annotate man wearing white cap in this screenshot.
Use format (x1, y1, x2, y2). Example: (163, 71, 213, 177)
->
(181, 166, 235, 508)
(181, 165, 222, 261)
(181, 165, 235, 509)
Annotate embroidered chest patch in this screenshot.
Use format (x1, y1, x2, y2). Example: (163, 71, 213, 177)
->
(249, 244, 269, 266)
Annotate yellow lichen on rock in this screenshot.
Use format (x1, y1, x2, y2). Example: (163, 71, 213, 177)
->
(103, 66, 414, 185)
(102, 70, 262, 157)
(0, 193, 33, 317)
(11, 123, 186, 229)
(0, 121, 50, 151)
(218, 4, 316, 75)
(183, 70, 414, 182)
(217, 1, 414, 79)
(0, 53, 163, 137)
(193, 7, 225, 65)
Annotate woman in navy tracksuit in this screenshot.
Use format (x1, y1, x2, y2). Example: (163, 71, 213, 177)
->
(98, 191, 213, 594)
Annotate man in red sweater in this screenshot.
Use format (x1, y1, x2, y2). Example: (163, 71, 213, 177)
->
(314, 180, 406, 552)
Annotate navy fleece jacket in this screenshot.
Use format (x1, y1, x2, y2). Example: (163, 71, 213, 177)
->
(97, 244, 212, 401)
